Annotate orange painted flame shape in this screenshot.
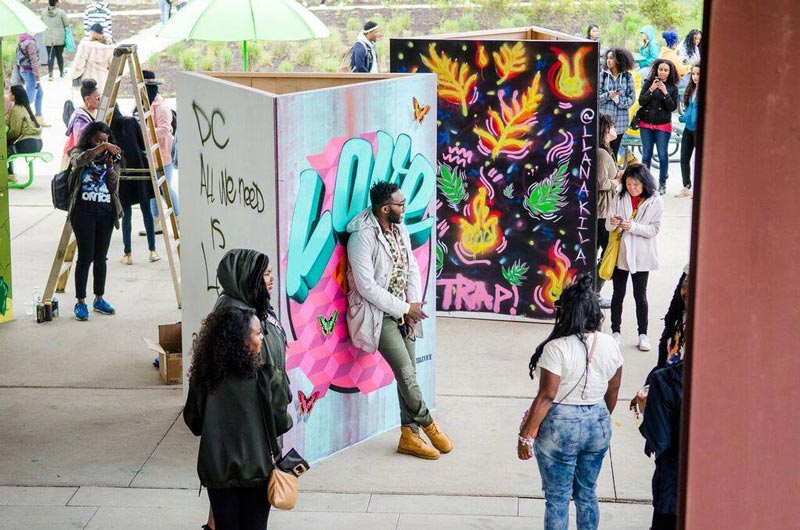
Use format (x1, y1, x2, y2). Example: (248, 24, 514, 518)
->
(473, 71, 543, 160)
(421, 43, 478, 117)
(457, 187, 503, 256)
(493, 42, 528, 85)
(475, 42, 489, 69)
(534, 239, 578, 313)
(547, 46, 591, 100)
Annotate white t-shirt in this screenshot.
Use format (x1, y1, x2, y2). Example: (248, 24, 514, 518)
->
(535, 333, 623, 405)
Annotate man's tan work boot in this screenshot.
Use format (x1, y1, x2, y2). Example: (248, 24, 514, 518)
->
(398, 426, 440, 460)
(422, 420, 453, 453)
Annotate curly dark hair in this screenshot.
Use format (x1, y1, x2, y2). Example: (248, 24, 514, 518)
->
(682, 29, 701, 60)
(646, 59, 680, 86)
(370, 181, 400, 213)
(605, 47, 635, 73)
(189, 306, 261, 393)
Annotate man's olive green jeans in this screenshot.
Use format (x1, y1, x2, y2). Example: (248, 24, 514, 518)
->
(378, 315, 432, 433)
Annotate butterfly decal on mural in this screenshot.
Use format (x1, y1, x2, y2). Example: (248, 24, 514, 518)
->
(413, 97, 431, 124)
(297, 390, 320, 421)
(317, 309, 338, 336)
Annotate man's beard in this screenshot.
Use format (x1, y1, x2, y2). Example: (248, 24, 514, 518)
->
(388, 211, 403, 224)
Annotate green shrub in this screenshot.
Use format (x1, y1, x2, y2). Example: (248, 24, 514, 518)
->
(220, 47, 233, 70)
(272, 41, 291, 61)
(247, 42, 264, 66)
(164, 41, 187, 61)
(313, 57, 340, 73)
(457, 12, 480, 32)
(640, 0, 681, 29)
(346, 17, 362, 34)
(296, 42, 318, 67)
(146, 53, 161, 71)
(258, 51, 274, 69)
(385, 12, 412, 36)
(436, 19, 460, 34)
(198, 54, 215, 71)
(499, 13, 530, 29)
(278, 60, 294, 73)
(179, 49, 197, 71)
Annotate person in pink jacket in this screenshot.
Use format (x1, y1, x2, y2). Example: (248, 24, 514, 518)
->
(142, 70, 177, 232)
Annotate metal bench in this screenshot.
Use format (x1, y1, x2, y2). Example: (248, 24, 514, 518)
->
(7, 152, 55, 189)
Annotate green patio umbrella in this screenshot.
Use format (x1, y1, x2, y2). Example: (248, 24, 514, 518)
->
(158, 0, 330, 71)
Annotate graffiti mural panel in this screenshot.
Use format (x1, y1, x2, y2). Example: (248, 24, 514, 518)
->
(275, 75, 439, 462)
(391, 38, 599, 320)
(178, 73, 438, 463)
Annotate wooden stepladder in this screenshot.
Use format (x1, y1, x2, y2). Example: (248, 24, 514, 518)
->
(43, 44, 181, 308)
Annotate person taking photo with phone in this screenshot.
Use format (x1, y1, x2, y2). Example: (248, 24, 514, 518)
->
(346, 181, 452, 460)
(637, 59, 679, 195)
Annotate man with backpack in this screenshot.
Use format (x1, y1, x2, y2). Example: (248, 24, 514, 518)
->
(350, 21, 381, 73)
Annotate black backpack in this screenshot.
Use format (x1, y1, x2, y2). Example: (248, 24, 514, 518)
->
(51, 169, 71, 211)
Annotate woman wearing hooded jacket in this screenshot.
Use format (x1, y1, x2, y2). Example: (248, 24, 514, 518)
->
(41, 0, 70, 81)
(196, 248, 293, 530)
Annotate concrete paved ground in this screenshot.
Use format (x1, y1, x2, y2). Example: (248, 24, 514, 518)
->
(1, 24, 695, 527)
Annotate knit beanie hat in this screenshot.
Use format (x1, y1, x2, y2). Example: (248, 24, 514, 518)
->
(662, 30, 679, 48)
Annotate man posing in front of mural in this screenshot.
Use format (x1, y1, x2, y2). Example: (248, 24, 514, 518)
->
(346, 182, 452, 460)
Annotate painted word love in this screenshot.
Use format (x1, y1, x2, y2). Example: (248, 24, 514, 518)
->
(286, 131, 436, 303)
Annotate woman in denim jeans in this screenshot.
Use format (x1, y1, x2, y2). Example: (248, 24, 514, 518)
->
(518, 275, 623, 530)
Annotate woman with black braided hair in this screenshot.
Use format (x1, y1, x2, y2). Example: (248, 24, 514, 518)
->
(517, 274, 623, 530)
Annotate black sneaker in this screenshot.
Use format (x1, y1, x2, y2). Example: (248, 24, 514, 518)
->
(658, 185, 666, 195)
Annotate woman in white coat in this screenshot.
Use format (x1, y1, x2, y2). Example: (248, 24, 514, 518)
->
(606, 164, 663, 352)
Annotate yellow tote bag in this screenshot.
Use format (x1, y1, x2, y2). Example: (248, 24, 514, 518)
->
(598, 231, 621, 280)
(598, 206, 641, 280)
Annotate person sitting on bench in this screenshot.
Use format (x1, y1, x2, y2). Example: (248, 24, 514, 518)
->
(5, 85, 43, 183)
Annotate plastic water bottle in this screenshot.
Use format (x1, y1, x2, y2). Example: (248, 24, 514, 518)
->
(27, 287, 40, 317)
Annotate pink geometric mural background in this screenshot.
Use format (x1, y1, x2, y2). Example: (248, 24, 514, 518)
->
(285, 133, 431, 398)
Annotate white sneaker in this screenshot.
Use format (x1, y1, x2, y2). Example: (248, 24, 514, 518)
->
(638, 334, 652, 351)
(675, 186, 692, 197)
(612, 332, 621, 346)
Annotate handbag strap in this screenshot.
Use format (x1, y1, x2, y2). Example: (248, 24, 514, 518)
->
(255, 371, 278, 465)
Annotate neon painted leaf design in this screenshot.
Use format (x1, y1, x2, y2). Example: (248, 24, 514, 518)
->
(435, 243, 445, 277)
(503, 184, 515, 199)
(502, 260, 529, 287)
(524, 161, 569, 220)
(437, 164, 467, 210)
(474, 72, 543, 160)
(421, 43, 478, 117)
(493, 42, 528, 85)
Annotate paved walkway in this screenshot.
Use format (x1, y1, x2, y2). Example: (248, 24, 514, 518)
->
(0, 18, 695, 530)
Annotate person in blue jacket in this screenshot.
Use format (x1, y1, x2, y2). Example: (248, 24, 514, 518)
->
(677, 64, 701, 197)
(350, 21, 381, 73)
(638, 25, 661, 69)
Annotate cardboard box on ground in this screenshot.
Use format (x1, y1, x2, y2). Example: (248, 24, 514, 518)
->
(143, 323, 182, 385)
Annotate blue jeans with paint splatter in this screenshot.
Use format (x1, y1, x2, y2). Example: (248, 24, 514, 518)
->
(534, 403, 612, 530)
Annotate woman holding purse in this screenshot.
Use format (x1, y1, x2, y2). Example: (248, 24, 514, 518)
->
(518, 275, 623, 530)
(184, 304, 292, 530)
(606, 164, 664, 351)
